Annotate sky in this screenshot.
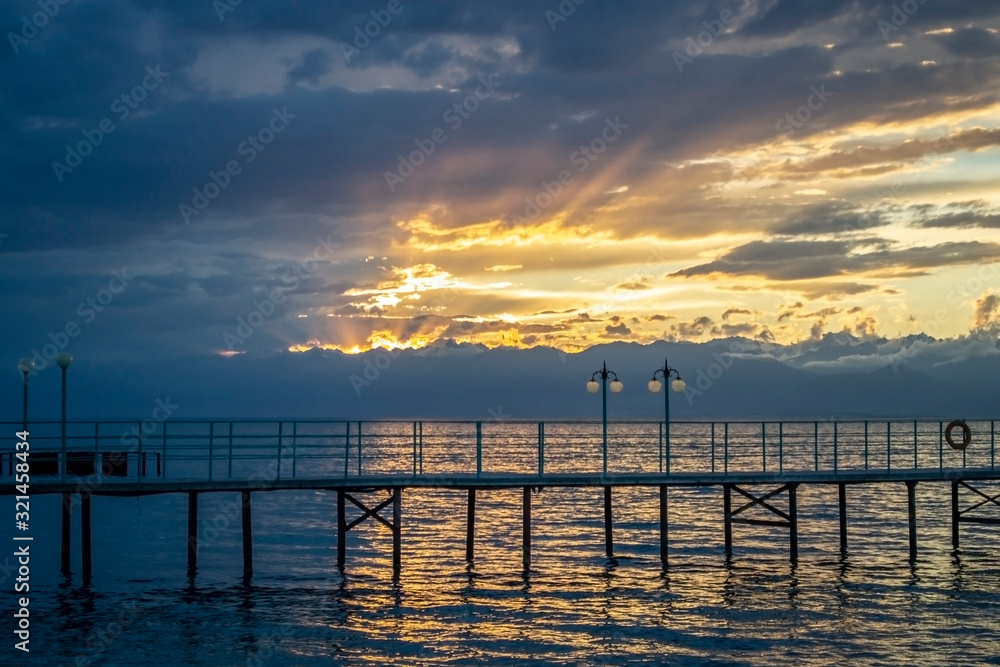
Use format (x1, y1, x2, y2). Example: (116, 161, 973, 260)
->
(4, 0, 1000, 371)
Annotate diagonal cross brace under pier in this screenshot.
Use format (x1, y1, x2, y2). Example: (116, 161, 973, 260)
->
(337, 489, 402, 575)
(952, 480, 1000, 547)
(724, 483, 799, 561)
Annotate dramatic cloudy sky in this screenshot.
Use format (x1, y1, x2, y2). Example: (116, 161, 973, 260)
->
(4, 0, 1000, 367)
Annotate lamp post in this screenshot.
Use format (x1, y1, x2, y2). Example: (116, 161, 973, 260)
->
(587, 361, 623, 474)
(57, 353, 73, 482)
(648, 359, 685, 474)
(17, 358, 34, 433)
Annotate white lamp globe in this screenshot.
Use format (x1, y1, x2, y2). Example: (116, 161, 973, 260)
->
(56, 352, 73, 369)
(648, 378, 663, 393)
(671, 378, 686, 393)
(586, 379, 600, 394)
(609, 379, 623, 394)
(17, 358, 34, 374)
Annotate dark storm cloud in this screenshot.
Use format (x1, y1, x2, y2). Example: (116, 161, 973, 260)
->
(933, 27, 1000, 59)
(603, 322, 632, 337)
(3, 0, 1000, 364)
(671, 239, 1000, 281)
(772, 127, 1000, 180)
(909, 201, 1000, 229)
(774, 201, 888, 236)
(721, 307, 753, 320)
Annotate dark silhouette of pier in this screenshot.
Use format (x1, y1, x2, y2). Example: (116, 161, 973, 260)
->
(5, 418, 1000, 582)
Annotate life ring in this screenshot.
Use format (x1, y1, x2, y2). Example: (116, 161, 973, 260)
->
(945, 420, 971, 450)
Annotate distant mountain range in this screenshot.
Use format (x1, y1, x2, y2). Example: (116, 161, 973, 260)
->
(4, 333, 999, 421)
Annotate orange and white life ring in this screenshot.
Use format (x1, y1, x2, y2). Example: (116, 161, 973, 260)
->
(945, 420, 971, 450)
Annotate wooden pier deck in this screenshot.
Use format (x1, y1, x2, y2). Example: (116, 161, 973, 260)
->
(5, 418, 1000, 581)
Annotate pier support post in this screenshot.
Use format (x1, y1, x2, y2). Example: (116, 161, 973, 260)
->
(61, 492, 71, 575)
(838, 483, 847, 554)
(466, 489, 476, 562)
(81, 492, 92, 582)
(906, 481, 918, 561)
(604, 486, 614, 560)
(659, 485, 668, 566)
(241, 491, 253, 580)
(187, 492, 198, 576)
(951, 480, 959, 548)
(337, 490, 346, 569)
(789, 483, 799, 562)
(723, 485, 732, 557)
(522, 487, 531, 570)
(392, 488, 402, 576)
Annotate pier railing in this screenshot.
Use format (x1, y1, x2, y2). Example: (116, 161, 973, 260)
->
(4, 419, 996, 483)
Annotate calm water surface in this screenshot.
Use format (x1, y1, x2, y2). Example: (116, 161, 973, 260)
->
(4, 423, 1000, 666)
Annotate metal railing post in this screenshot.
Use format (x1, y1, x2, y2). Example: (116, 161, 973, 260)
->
(162, 421, 168, 478)
(761, 421, 767, 472)
(292, 421, 298, 478)
(277, 421, 284, 480)
(778, 422, 783, 473)
(833, 422, 838, 472)
(939, 420, 944, 472)
(476, 421, 482, 476)
(412, 421, 418, 475)
(724, 422, 729, 475)
(814, 421, 819, 472)
(137, 421, 144, 482)
(711, 422, 716, 474)
(885, 422, 896, 471)
(344, 421, 350, 478)
(208, 421, 214, 482)
(864, 420, 869, 470)
(890, 421, 895, 469)
(658, 421, 663, 474)
(356, 421, 362, 475)
(538, 421, 544, 475)
(228, 421, 234, 479)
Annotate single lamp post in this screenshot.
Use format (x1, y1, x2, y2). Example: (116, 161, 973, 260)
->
(587, 361, 623, 474)
(17, 358, 34, 433)
(648, 359, 685, 474)
(57, 353, 73, 482)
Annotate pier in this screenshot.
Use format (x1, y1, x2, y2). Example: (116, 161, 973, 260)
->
(4, 418, 1000, 581)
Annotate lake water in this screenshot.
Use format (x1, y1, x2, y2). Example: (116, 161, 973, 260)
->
(4, 421, 1000, 666)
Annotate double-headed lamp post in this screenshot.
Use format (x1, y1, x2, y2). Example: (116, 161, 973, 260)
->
(17, 358, 34, 433)
(647, 359, 685, 474)
(57, 353, 73, 482)
(586, 361, 623, 474)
